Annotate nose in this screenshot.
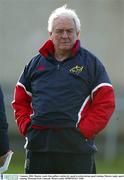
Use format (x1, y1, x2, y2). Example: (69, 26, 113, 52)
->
(62, 30, 68, 38)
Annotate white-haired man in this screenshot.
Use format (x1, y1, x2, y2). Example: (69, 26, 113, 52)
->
(12, 5, 115, 174)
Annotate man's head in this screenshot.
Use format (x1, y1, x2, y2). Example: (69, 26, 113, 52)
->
(48, 5, 81, 52)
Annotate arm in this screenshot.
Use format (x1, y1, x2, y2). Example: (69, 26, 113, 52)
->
(78, 84, 115, 139)
(12, 83, 33, 136)
(77, 55, 115, 139)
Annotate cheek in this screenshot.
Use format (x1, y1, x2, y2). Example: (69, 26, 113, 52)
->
(69, 35, 76, 43)
(53, 37, 61, 45)
(72, 34, 79, 42)
(51, 35, 58, 41)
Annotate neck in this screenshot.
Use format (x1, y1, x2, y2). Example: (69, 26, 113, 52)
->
(55, 50, 71, 61)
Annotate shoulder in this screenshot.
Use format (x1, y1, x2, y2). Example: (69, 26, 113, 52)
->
(28, 54, 42, 66)
(25, 53, 45, 71)
(79, 47, 105, 68)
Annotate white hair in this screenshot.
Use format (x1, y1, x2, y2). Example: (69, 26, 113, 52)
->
(48, 5, 81, 33)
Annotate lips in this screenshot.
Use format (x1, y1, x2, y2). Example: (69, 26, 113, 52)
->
(60, 42, 70, 44)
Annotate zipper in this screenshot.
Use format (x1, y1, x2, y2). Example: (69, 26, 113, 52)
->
(57, 64, 60, 70)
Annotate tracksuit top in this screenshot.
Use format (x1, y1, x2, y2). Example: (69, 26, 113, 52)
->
(0, 86, 9, 156)
(12, 40, 115, 153)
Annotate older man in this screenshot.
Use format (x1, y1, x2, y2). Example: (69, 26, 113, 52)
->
(12, 5, 115, 174)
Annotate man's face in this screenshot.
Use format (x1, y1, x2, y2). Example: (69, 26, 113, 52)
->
(49, 16, 80, 52)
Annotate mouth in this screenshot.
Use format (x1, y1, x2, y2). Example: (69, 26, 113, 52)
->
(60, 42, 70, 45)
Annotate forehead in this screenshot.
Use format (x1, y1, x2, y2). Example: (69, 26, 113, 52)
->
(53, 16, 76, 30)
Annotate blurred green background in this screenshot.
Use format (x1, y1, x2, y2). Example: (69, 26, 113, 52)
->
(0, 0, 124, 174)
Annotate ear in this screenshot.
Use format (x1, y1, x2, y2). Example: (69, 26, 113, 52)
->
(77, 31, 80, 38)
(48, 32, 52, 40)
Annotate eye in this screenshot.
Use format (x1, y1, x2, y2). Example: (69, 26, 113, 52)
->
(55, 29, 64, 34)
(67, 29, 74, 33)
(55, 29, 74, 35)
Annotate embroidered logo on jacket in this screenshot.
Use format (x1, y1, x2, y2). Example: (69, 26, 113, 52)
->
(70, 65, 84, 74)
(37, 65, 45, 71)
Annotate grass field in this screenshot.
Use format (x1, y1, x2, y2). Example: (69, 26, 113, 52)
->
(4, 152, 124, 174)
(96, 157, 124, 174)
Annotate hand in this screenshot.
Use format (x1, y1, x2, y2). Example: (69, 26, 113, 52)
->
(0, 151, 11, 167)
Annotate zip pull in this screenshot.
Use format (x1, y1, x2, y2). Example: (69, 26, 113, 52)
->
(57, 64, 60, 70)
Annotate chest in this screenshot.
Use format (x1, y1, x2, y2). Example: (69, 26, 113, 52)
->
(30, 59, 92, 97)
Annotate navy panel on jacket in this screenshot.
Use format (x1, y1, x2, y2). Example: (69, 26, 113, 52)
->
(19, 48, 111, 128)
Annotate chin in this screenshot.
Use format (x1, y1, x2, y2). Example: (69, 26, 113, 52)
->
(60, 45, 71, 50)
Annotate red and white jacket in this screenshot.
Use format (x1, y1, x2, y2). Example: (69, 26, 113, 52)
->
(12, 40, 115, 153)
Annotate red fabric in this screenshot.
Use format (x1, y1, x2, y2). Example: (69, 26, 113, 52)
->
(78, 86, 115, 139)
(12, 85, 33, 136)
(31, 125, 49, 130)
(71, 40, 80, 57)
(39, 39, 80, 58)
(39, 40, 55, 57)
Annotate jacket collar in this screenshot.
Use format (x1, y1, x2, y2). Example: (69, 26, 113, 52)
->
(39, 39, 80, 58)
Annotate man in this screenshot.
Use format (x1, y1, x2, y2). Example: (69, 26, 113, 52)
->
(12, 5, 115, 174)
(0, 86, 10, 167)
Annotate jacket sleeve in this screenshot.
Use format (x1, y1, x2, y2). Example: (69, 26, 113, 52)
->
(12, 83, 33, 136)
(0, 86, 9, 156)
(12, 62, 33, 136)
(77, 58, 115, 139)
(78, 84, 115, 139)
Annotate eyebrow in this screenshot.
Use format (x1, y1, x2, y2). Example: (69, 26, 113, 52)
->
(55, 28, 74, 30)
